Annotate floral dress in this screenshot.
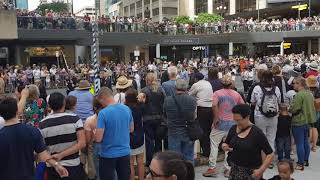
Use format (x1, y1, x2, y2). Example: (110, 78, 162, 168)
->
(24, 98, 47, 128)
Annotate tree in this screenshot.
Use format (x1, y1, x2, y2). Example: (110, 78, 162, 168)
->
(37, 2, 69, 14)
(195, 13, 223, 24)
(173, 15, 193, 24)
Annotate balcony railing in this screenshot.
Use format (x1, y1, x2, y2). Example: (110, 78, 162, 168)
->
(17, 16, 320, 35)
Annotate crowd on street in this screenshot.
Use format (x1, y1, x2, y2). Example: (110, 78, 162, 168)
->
(15, 8, 320, 34)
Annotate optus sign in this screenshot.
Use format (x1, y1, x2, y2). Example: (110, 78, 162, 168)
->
(192, 46, 206, 51)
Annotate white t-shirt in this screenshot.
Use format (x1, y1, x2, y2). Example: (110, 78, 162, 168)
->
(114, 93, 126, 104)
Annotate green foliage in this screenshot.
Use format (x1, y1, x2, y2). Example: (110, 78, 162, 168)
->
(195, 13, 223, 24)
(37, 2, 69, 14)
(173, 15, 193, 24)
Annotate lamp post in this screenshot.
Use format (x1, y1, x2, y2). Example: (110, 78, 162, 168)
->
(257, 0, 260, 22)
(309, 0, 311, 17)
(55, 51, 60, 68)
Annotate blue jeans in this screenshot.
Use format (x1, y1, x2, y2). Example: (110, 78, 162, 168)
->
(275, 136, 291, 160)
(93, 143, 101, 180)
(168, 134, 194, 163)
(292, 124, 310, 165)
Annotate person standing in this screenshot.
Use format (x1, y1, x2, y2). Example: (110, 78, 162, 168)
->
(290, 77, 316, 170)
(164, 79, 197, 163)
(203, 75, 244, 177)
(222, 104, 274, 180)
(250, 70, 281, 168)
(189, 72, 213, 158)
(0, 96, 69, 180)
(141, 73, 165, 167)
(39, 92, 87, 180)
(95, 87, 134, 180)
(69, 80, 94, 122)
(162, 66, 178, 97)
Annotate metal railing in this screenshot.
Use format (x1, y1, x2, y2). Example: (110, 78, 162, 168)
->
(17, 16, 320, 34)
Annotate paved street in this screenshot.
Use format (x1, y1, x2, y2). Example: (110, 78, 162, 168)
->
(195, 151, 320, 180)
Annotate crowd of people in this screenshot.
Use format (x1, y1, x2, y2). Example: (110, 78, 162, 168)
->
(15, 8, 320, 34)
(1, 52, 320, 180)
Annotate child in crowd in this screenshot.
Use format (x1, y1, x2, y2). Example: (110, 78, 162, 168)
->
(269, 159, 294, 180)
(65, 95, 77, 113)
(275, 104, 291, 161)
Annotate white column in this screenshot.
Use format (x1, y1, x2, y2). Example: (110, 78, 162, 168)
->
(229, 0, 236, 15)
(229, 42, 233, 56)
(208, 0, 213, 14)
(150, 0, 153, 17)
(159, 0, 163, 22)
(142, 0, 145, 19)
(134, 2, 137, 16)
(280, 41, 284, 56)
(156, 44, 161, 59)
(15, 46, 21, 65)
(308, 39, 312, 56)
(188, 0, 195, 20)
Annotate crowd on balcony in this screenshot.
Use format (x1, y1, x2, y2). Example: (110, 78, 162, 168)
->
(16, 9, 320, 34)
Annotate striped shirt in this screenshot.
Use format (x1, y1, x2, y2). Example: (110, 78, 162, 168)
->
(39, 112, 83, 167)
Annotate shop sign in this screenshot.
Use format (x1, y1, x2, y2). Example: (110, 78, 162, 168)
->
(192, 46, 206, 51)
(160, 38, 200, 45)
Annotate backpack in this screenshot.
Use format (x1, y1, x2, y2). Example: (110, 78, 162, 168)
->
(259, 86, 279, 118)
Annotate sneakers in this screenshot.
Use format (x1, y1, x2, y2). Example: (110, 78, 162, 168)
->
(203, 168, 219, 177)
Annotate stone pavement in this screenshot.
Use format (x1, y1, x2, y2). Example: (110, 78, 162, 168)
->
(195, 150, 320, 180)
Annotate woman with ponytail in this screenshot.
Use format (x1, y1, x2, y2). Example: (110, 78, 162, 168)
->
(146, 151, 195, 180)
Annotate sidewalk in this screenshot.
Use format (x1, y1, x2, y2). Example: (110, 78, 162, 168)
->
(195, 150, 320, 180)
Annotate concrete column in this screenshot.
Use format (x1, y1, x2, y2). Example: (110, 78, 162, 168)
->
(308, 40, 312, 56)
(156, 44, 161, 59)
(318, 38, 320, 55)
(229, 0, 236, 15)
(280, 41, 284, 56)
(150, 0, 153, 17)
(142, 0, 145, 19)
(15, 45, 21, 65)
(159, 0, 163, 22)
(134, 2, 137, 16)
(229, 42, 233, 56)
(189, 0, 195, 20)
(208, 0, 213, 14)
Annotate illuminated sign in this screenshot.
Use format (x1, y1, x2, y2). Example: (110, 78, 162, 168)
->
(192, 46, 206, 51)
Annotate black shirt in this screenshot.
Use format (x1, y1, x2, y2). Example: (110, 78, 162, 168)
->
(268, 175, 294, 180)
(276, 115, 291, 138)
(0, 123, 47, 180)
(225, 125, 273, 169)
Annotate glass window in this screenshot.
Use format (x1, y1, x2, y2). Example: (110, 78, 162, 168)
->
(130, 4, 135, 11)
(136, 0, 142, 8)
(144, 0, 150, 5)
(195, 0, 208, 15)
(236, 0, 256, 13)
(162, 7, 177, 15)
(153, 8, 159, 16)
(137, 13, 142, 18)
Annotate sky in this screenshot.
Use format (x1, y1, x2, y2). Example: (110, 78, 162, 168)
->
(28, 0, 95, 12)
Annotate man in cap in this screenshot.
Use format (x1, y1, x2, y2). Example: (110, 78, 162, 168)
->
(203, 75, 244, 177)
(69, 80, 94, 122)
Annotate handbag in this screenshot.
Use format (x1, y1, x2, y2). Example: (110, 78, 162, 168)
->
(172, 95, 203, 141)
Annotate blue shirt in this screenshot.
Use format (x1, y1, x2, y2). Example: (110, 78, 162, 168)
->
(97, 104, 133, 158)
(0, 123, 47, 180)
(162, 80, 176, 97)
(69, 90, 94, 121)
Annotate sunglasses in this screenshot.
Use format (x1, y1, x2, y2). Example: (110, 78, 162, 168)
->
(149, 169, 170, 178)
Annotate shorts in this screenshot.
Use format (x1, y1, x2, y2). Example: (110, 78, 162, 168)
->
(130, 144, 145, 156)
